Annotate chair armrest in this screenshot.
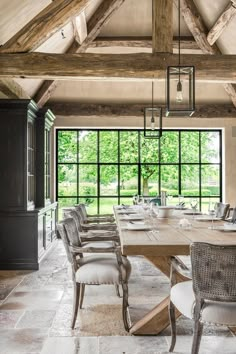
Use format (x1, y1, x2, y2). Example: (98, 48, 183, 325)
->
(81, 223, 117, 231)
(170, 256, 192, 282)
(70, 244, 118, 254)
(80, 234, 119, 242)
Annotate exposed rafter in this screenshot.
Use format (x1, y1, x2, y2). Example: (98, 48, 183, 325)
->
(34, 0, 126, 107)
(153, 0, 173, 53)
(0, 79, 30, 99)
(73, 12, 88, 44)
(90, 36, 201, 51)
(1, 52, 236, 82)
(175, 0, 236, 107)
(0, 0, 92, 53)
(207, 0, 236, 46)
(48, 102, 236, 118)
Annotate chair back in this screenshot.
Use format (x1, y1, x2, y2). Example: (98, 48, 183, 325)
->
(214, 202, 230, 219)
(57, 220, 74, 265)
(75, 205, 87, 224)
(69, 210, 84, 234)
(78, 203, 88, 219)
(231, 207, 236, 223)
(191, 242, 236, 302)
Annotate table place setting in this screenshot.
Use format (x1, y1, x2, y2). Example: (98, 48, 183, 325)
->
(121, 221, 151, 231)
(213, 223, 236, 232)
(119, 214, 144, 221)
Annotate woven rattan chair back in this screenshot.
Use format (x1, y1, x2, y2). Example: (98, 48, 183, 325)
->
(214, 202, 230, 220)
(57, 220, 76, 268)
(191, 242, 236, 302)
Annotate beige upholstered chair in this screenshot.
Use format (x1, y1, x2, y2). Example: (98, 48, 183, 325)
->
(78, 203, 115, 223)
(57, 217, 131, 331)
(168, 242, 236, 354)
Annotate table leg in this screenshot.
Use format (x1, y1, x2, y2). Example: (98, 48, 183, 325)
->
(129, 255, 189, 335)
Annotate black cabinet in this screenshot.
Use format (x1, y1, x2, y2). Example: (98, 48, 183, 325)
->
(0, 100, 57, 270)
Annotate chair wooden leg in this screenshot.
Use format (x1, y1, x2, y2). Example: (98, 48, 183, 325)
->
(168, 301, 177, 352)
(191, 319, 203, 354)
(79, 284, 85, 309)
(115, 284, 121, 297)
(121, 282, 130, 332)
(71, 282, 80, 329)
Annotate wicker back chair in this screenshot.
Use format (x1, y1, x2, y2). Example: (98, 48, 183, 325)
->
(77, 203, 115, 223)
(169, 242, 236, 354)
(57, 217, 131, 331)
(214, 202, 230, 220)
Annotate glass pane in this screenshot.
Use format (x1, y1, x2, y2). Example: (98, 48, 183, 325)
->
(120, 197, 134, 206)
(161, 165, 179, 196)
(58, 164, 77, 196)
(99, 197, 118, 214)
(100, 131, 118, 162)
(201, 165, 220, 196)
(140, 134, 159, 163)
(79, 165, 97, 196)
(58, 131, 77, 163)
(201, 131, 220, 163)
(78, 197, 97, 212)
(181, 165, 199, 196)
(141, 165, 159, 197)
(58, 197, 78, 220)
(201, 197, 220, 214)
(79, 131, 97, 163)
(120, 165, 138, 196)
(160, 131, 179, 163)
(100, 165, 118, 196)
(181, 131, 199, 163)
(120, 131, 138, 163)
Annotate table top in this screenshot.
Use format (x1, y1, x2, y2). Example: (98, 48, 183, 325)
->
(114, 206, 236, 257)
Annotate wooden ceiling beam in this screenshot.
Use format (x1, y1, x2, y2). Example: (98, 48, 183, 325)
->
(34, 0, 126, 107)
(91, 36, 201, 51)
(0, 79, 30, 99)
(48, 102, 236, 118)
(175, 0, 236, 107)
(0, 0, 92, 53)
(207, 1, 236, 46)
(1, 52, 236, 82)
(153, 0, 173, 53)
(73, 11, 88, 45)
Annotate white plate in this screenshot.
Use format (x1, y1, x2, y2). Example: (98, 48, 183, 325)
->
(119, 214, 144, 221)
(211, 225, 236, 232)
(117, 210, 137, 214)
(122, 223, 150, 231)
(195, 216, 222, 221)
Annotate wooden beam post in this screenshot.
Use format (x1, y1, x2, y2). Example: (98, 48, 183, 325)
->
(152, 0, 173, 53)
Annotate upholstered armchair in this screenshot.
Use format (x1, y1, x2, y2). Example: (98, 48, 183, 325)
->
(168, 242, 236, 354)
(57, 217, 131, 331)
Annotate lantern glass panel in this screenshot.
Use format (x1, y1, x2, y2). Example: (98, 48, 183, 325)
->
(144, 107, 162, 138)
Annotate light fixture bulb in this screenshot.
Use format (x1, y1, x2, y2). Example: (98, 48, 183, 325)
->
(176, 80, 183, 103)
(151, 116, 155, 130)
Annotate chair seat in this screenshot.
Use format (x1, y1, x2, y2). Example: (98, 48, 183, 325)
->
(76, 255, 131, 285)
(171, 281, 236, 326)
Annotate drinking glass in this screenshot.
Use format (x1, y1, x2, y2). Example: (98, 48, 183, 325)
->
(208, 201, 216, 229)
(190, 198, 198, 218)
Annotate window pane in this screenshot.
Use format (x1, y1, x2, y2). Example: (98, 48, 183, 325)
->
(100, 131, 118, 162)
(181, 165, 199, 195)
(100, 165, 118, 196)
(100, 197, 118, 214)
(58, 197, 78, 219)
(201, 165, 220, 196)
(140, 134, 159, 163)
(161, 165, 179, 195)
(58, 131, 77, 163)
(79, 197, 98, 213)
(141, 165, 159, 196)
(160, 131, 179, 163)
(58, 164, 77, 196)
(120, 131, 138, 163)
(120, 165, 138, 196)
(79, 165, 97, 195)
(201, 131, 220, 163)
(79, 131, 97, 162)
(181, 131, 199, 163)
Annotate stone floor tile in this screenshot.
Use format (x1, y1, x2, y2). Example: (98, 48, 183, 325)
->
(0, 310, 24, 329)
(99, 336, 168, 354)
(40, 336, 99, 354)
(16, 310, 56, 329)
(0, 290, 63, 311)
(0, 328, 48, 353)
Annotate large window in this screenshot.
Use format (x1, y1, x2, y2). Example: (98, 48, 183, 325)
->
(56, 129, 222, 217)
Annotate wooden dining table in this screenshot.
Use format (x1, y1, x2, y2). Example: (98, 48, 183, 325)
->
(114, 206, 236, 335)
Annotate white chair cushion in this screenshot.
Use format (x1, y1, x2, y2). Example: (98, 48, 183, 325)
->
(171, 281, 236, 326)
(76, 254, 131, 285)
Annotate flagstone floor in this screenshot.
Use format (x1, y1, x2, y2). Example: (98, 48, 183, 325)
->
(0, 240, 235, 354)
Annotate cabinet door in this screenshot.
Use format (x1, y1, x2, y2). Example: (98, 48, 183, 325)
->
(27, 119, 36, 210)
(38, 213, 45, 258)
